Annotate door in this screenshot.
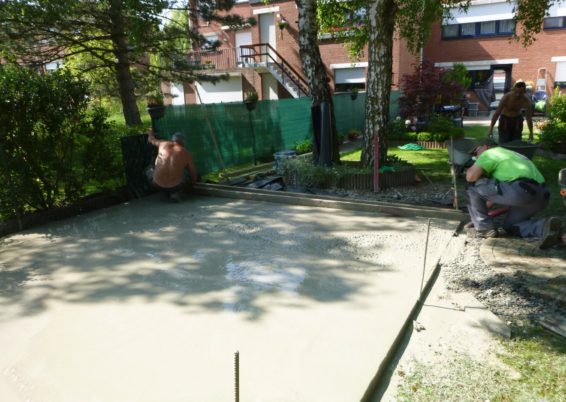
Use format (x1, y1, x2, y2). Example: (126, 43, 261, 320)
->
(259, 13, 276, 62)
(236, 31, 252, 64)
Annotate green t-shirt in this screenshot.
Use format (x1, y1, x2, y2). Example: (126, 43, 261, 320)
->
(475, 147, 545, 183)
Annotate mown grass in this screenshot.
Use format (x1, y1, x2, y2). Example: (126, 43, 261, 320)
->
(395, 327, 566, 402)
(341, 125, 564, 216)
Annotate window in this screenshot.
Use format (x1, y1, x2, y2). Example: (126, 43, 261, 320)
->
(499, 20, 515, 34)
(461, 23, 476, 36)
(441, 19, 515, 39)
(544, 17, 565, 29)
(442, 25, 459, 38)
(480, 21, 496, 35)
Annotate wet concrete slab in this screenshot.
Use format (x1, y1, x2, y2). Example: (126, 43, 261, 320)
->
(0, 194, 459, 401)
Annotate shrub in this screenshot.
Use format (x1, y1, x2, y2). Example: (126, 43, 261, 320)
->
(539, 119, 566, 152)
(0, 65, 121, 217)
(540, 92, 566, 153)
(547, 91, 566, 121)
(281, 158, 370, 188)
(389, 118, 409, 139)
(416, 132, 434, 141)
(294, 139, 313, 154)
(398, 60, 466, 119)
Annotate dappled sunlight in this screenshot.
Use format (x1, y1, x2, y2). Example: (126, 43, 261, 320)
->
(0, 195, 453, 324)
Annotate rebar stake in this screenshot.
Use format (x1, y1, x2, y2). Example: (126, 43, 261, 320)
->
(234, 350, 240, 402)
(419, 218, 431, 298)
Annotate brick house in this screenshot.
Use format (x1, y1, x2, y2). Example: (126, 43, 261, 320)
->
(172, 0, 566, 114)
(169, 0, 417, 105)
(424, 0, 566, 114)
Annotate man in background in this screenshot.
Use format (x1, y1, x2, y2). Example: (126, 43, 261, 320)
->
(488, 81, 533, 143)
(146, 128, 197, 201)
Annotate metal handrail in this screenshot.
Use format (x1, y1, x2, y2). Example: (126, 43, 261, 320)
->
(239, 43, 309, 97)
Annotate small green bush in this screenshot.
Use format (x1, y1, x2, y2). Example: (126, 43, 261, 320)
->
(389, 118, 409, 139)
(281, 158, 369, 188)
(540, 92, 566, 153)
(417, 132, 433, 141)
(547, 91, 566, 121)
(294, 139, 313, 154)
(539, 119, 566, 152)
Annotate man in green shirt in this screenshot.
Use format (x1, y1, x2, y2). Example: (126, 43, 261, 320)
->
(465, 138, 562, 249)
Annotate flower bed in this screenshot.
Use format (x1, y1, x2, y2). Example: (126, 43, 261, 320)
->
(281, 158, 416, 191)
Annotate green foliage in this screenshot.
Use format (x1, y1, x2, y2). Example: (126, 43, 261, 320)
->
(0, 65, 122, 217)
(514, 0, 561, 46)
(416, 131, 433, 141)
(547, 91, 566, 121)
(540, 92, 566, 152)
(294, 139, 313, 154)
(281, 157, 370, 188)
(426, 114, 465, 139)
(389, 118, 410, 139)
(244, 89, 258, 102)
(442, 63, 472, 95)
(399, 61, 466, 119)
(0, 0, 255, 125)
(396, 327, 566, 401)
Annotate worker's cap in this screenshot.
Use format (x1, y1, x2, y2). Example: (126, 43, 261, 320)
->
(171, 132, 185, 145)
(468, 137, 495, 155)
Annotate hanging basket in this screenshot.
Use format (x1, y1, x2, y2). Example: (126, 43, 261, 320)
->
(147, 105, 166, 120)
(244, 101, 257, 111)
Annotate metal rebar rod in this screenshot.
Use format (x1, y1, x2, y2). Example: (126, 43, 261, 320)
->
(234, 350, 239, 402)
(419, 218, 431, 297)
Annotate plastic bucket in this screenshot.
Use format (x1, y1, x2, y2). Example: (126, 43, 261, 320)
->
(445, 138, 474, 166)
(273, 150, 297, 174)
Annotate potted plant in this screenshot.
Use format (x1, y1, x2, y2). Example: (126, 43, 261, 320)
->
(277, 18, 289, 30)
(350, 87, 358, 101)
(243, 88, 258, 111)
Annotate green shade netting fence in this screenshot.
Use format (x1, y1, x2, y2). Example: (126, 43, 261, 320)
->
(152, 92, 400, 176)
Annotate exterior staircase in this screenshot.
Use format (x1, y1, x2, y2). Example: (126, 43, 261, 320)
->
(186, 44, 309, 98)
(238, 43, 309, 98)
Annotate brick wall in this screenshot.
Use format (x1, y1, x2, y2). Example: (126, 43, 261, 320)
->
(423, 23, 566, 96)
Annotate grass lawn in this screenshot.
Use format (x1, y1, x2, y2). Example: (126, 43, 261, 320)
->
(341, 125, 565, 217)
(396, 326, 566, 402)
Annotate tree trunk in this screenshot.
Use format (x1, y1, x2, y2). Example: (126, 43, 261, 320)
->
(109, 0, 141, 126)
(296, 0, 340, 165)
(362, 0, 396, 168)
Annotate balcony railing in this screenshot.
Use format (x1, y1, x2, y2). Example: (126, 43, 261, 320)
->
(187, 48, 238, 71)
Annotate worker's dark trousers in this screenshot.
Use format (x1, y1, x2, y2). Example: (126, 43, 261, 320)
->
(467, 178, 549, 237)
(498, 115, 523, 143)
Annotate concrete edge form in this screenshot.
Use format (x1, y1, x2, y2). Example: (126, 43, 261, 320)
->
(194, 183, 468, 221)
(361, 230, 464, 401)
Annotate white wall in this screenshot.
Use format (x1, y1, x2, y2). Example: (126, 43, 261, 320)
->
(195, 75, 243, 104)
(445, 1, 515, 24)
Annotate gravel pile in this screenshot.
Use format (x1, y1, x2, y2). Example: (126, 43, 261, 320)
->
(440, 236, 565, 326)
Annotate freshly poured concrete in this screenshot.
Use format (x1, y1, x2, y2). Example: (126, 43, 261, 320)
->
(0, 194, 459, 401)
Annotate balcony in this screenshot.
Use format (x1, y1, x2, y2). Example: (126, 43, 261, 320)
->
(187, 48, 238, 72)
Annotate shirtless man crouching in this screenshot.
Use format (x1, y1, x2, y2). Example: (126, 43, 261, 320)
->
(146, 128, 197, 201)
(488, 80, 533, 143)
